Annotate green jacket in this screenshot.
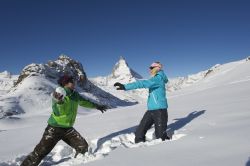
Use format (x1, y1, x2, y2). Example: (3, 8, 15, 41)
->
(48, 87, 96, 128)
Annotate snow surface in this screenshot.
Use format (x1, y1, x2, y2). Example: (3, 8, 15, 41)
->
(0, 58, 250, 166)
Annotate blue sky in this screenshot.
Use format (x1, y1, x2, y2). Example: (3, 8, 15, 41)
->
(0, 0, 249, 78)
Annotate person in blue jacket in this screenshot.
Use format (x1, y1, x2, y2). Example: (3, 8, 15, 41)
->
(114, 61, 169, 143)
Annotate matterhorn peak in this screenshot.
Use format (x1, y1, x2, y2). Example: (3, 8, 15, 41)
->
(90, 57, 143, 87)
(111, 56, 142, 81)
(113, 56, 129, 72)
(117, 56, 126, 63)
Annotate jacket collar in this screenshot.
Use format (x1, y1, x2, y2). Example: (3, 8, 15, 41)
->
(64, 87, 74, 95)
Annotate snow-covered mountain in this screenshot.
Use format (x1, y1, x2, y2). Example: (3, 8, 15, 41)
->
(0, 55, 134, 119)
(90, 57, 147, 101)
(167, 56, 250, 91)
(0, 56, 250, 166)
(0, 71, 18, 92)
(91, 56, 250, 101)
(168, 57, 250, 95)
(167, 64, 221, 91)
(91, 56, 142, 86)
(91, 56, 223, 92)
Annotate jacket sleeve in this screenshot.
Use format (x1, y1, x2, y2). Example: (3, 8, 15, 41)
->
(124, 75, 161, 90)
(77, 93, 96, 109)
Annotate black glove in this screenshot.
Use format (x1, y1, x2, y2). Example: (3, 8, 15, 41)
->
(96, 105, 107, 113)
(114, 82, 125, 90)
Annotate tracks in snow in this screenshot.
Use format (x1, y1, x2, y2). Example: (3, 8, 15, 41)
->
(0, 130, 186, 166)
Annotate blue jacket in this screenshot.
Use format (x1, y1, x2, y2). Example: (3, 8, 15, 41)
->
(124, 70, 168, 111)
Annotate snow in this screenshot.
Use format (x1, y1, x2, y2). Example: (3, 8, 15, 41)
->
(0, 58, 250, 166)
(0, 71, 18, 92)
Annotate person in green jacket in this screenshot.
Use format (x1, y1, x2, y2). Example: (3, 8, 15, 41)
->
(21, 75, 107, 166)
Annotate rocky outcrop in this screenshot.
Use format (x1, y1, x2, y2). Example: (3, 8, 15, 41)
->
(14, 55, 87, 88)
(204, 64, 220, 77)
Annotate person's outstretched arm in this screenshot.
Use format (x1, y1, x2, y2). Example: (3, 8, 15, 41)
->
(77, 93, 107, 113)
(124, 75, 161, 90)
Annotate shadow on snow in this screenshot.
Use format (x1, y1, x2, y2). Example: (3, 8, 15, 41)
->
(246, 157, 250, 166)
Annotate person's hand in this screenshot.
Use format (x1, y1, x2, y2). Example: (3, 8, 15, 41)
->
(114, 82, 125, 90)
(96, 105, 107, 113)
(52, 91, 64, 103)
(52, 87, 66, 103)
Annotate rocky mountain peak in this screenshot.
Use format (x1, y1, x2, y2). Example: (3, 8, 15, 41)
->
(14, 55, 87, 87)
(111, 56, 142, 80)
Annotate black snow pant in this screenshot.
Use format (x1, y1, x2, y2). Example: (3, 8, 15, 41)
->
(135, 109, 168, 143)
(21, 125, 88, 166)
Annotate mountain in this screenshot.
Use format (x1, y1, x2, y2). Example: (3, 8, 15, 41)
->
(167, 64, 221, 92)
(167, 56, 250, 91)
(1, 55, 249, 119)
(168, 57, 250, 94)
(90, 57, 147, 101)
(91, 56, 142, 86)
(110, 56, 143, 82)
(0, 71, 18, 92)
(91, 56, 250, 100)
(91, 56, 223, 92)
(0, 55, 134, 119)
(0, 56, 250, 166)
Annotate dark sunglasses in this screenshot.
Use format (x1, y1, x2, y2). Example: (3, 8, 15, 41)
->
(149, 66, 155, 70)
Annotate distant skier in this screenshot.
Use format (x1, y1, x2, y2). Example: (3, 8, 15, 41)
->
(21, 75, 107, 166)
(114, 62, 169, 143)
